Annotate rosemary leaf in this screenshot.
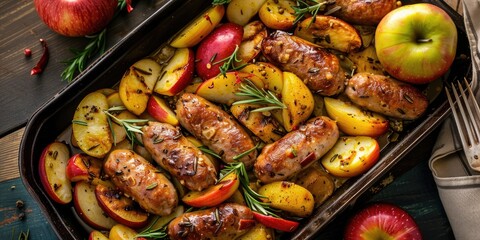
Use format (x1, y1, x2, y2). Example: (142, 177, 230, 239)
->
(212, 45, 247, 77)
(212, 0, 231, 5)
(72, 120, 88, 126)
(233, 143, 260, 160)
(233, 80, 286, 111)
(198, 146, 222, 159)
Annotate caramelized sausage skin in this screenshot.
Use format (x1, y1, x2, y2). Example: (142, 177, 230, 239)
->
(261, 31, 346, 96)
(103, 149, 178, 216)
(142, 121, 217, 192)
(168, 203, 255, 240)
(254, 116, 339, 183)
(345, 72, 429, 120)
(331, 0, 398, 25)
(176, 93, 257, 169)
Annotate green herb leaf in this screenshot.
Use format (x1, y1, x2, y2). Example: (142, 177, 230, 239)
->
(71, 120, 88, 126)
(103, 107, 148, 148)
(292, 0, 333, 26)
(212, 0, 231, 5)
(233, 79, 286, 112)
(212, 45, 247, 77)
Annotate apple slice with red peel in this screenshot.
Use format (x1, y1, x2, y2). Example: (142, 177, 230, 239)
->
(154, 48, 195, 96)
(182, 172, 239, 207)
(147, 95, 179, 126)
(321, 136, 380, 178)
(252, 212, 299, 232)
(39, 141, 72, 204)
(108, 224, 139, 240)
(73, 181, 117, 230)
(239, 62, 283, 95)
(66, 153, 112, 187)
(95, 184, 149, 229)
(88, 230, 109, 240)
(344, 202, 422, 240)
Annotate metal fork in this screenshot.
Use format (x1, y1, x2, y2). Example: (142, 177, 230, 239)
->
(445, 78, 480, 172)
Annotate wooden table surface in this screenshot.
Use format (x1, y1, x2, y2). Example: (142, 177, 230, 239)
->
(0, 0, 464, 239)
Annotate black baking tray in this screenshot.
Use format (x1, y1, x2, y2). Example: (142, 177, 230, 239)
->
(19, 0, 472, 239)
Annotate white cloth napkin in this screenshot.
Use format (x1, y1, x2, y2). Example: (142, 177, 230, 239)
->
(429, 1, 480, 239)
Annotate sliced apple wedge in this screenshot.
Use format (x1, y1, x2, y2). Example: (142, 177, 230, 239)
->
(119, 58, 162, 115)
(239, 62, 283, 95)
(182, 172, 239, 207)
(154, 48, 195, 96)
(195, 71, 264, 105)
(106, 92, 124, 108)
(72, 92, 112, 158)
(146, 95, 179, 126)
(236, 20, 268, 66)
(108, 224, 139, 240)
(109, 110, 138, 144)
(88, 230, 109, 240)
(170, 5, 225, 48)
(66, 153, 112, 186)
(95, 184, 149, 229)
(252, 212, 299, 232)
(321, 136, 380, 178)
(73, 181, 117, 230)
(141, 205, 184, 233)
(39, 141, 72, 204)
(226, 0, 267, 26)
(282, 72, 314, 131)
(324, 97, 389, 137)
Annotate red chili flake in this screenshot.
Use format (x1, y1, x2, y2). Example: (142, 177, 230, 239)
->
(30, 39, 49, 76)
(126, 0, 134, 13)
(24, 48, 32, 57)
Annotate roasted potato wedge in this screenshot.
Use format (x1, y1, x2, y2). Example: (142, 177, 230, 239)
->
(293, 162, 335, 207)
(347, 45, 386, 75)
(230, 103, 285, 143)
(237, 223, 275, 240)
(239, 62, 283, 95)
(295, 15, 362, 53)
(72, 92, 112, 158)
(258, 0, 296, 30)
(227, 0, 267, 26)
(258, 181, 315, 217)
(236, 21, 268, 66)
(282, 72, 314, 132)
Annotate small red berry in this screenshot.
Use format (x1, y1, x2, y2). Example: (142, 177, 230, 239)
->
(24, 48, 32, 57)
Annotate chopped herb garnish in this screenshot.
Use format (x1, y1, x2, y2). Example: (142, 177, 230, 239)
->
(212, 45, 247, 77)
(103, 106, 148, 148)
(146, 182, 158, 190)
(72, 120, 88, 126)
(233, 79, 286, 112)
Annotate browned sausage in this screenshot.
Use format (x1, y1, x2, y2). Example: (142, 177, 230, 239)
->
(345, 72, 429, 120)
(176, 93, 257, 169)
(261, 30, 346, 96)
(254, 116, 339, 183)
(104, 149, 178, 216)
(142, 121, 217, 192)
(168, 203, 255, 240)
(330, 0, 398, 25)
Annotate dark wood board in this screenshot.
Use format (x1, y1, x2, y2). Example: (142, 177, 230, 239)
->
(0, 0, 168, 137)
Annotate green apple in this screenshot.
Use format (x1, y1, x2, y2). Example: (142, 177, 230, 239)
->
(375, 3, 457, 84)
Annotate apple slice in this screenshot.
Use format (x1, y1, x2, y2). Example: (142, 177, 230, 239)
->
(252, 212, 299, 232)
(344, 203, 422, 240)
(72, 92, 112, 158)
(73, 181, 117, 230)
(109, 110, 138, 144)
(282, 72, 314, 131)
(119, 58, 162, 115)
(226, 0, 267, 26)
(88, 230, 109, 240)
(236, 20, 268, 66)
(106, 92, 124, 108)
(66, 153, 112, 186)
(237, 223, 275, 240)
(108, 224, 139, 240)
(258, 0, 296, 30)
(154, 48, 195, 96)
(170, 5, 225, 48)
(182, 172, 239, 207)
(324, 97, 389, 137)
(38, 141, 72, 204)
(95, 184, 149, 229)
(147, 95, 179, 126)
(195, 71, 264, 105)
(239, 62, 283, 95)
(321, 136, 380, 178)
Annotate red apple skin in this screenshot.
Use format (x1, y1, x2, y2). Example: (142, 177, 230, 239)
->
(66, 153, 103, 183)
(375, 3, 457, 84)
(154, 48, 195, 96)
(252, 212, 299, 233)
(146, 95, 179, 126)
(39, 142, 72, 204)
(344, 203, 422, 240)
(195, 23, 244, 80)
(182, 172, 239, 207)
(34, 0, 117, 37)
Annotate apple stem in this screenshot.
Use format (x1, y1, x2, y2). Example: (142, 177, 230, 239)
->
(30, 39, 49, 75)
(417, 38, 432, 43)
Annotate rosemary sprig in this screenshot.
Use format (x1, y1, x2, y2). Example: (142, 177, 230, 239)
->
(136, 225, 168, 239)
(219, 162, 279, 217)
(233, 143, 260, 160)
(198, 146, 223, 159)
(292, 0, 332, 26)
(212, 0, 231, 5)
(61, 0, 132, 82)
(233, 79, 286, 112)
(103, 106, 148, 147)
(212, 45, 247, 77)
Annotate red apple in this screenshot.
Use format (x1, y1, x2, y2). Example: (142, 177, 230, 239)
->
(66, 153, 104, 183)
(95, 184, 149, 229)
(252, 212, 299, 233)
(88, 230, 109, 240)
(34, 0, 117, 37)
(73, 181, 118, 230)
(344, 202, 422, 240)
(195, 22, 244, 80)
(146, 95, 178, 127)
(182, 172, 240, 207)
(375, 3, 457, 84)
(38, 141, 72, 204)
(154, 48, 195, 96)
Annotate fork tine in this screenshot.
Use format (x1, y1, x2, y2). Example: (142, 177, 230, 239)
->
(447, 82, 470, 148)
(462, 77, 480, 142)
